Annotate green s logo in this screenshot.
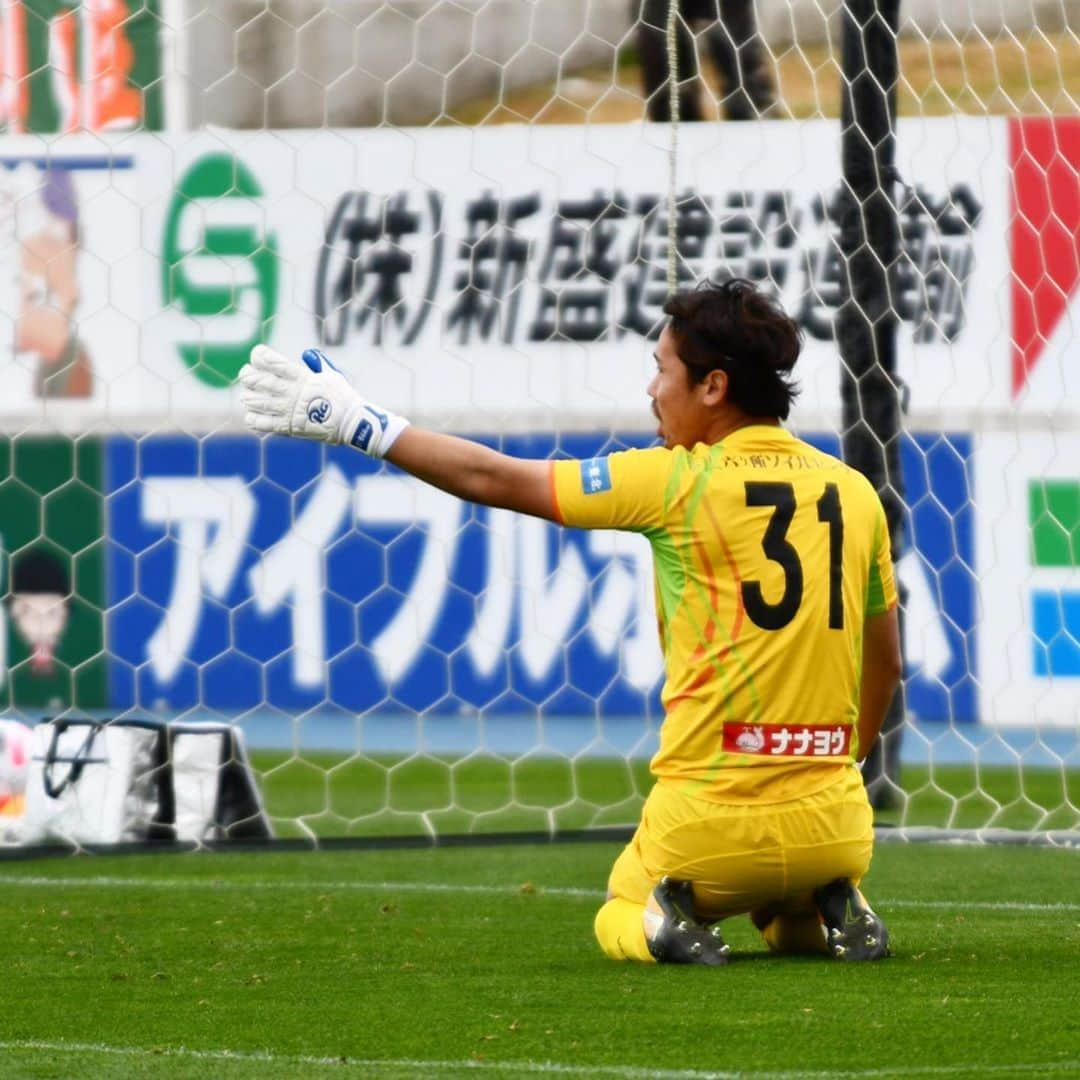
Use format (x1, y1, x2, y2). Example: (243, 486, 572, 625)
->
(162, 154, 279, 387)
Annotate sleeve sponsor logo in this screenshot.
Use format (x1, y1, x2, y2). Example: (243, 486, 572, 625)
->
(580, 457, 612, 495)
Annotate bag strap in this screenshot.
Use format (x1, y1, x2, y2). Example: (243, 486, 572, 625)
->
(42, 720, 105, 799)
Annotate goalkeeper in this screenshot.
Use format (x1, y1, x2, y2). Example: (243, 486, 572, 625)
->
(240, 278, 901, 966)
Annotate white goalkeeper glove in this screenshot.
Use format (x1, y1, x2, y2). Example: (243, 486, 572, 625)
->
(239, 345, 409, 458)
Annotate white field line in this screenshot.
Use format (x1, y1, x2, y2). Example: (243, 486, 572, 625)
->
(0, 875, 600, 897)
(1, 1041, 1077, 1079)
(0, 874, 1077, 913)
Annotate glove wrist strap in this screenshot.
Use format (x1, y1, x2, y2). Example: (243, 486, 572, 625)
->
(341, 401, 410, 458)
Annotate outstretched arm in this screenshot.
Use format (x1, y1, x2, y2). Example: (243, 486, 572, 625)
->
(386, 427, 556, 520)
(239, 345, 557, 521)
(856, 605, 902, 762)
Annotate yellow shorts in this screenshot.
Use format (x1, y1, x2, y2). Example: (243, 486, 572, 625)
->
(607, 766, 874, 924)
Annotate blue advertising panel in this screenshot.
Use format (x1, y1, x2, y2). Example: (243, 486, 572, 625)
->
(106, 432, 975, 724)
(807, 433, 976, 726)
(106, 433, 659, 717)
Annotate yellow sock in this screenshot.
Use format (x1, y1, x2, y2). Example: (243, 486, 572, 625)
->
(594, 898, 657, 962)
(761, 912, 830, 956)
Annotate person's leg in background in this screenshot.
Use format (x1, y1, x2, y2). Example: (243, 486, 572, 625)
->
(702, 0, 776, 120)
(633, 0, 705, 121)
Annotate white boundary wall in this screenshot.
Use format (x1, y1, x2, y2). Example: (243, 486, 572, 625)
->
(2, 117, 1075, 435)
(181, 0, 630, 128)
(177, 0, 1078, 130)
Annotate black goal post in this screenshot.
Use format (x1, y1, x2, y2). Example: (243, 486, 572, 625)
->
(837, 0, 907, 808)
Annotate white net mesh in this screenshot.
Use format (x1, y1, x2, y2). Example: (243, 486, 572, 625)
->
(0, 1, 1078, 843)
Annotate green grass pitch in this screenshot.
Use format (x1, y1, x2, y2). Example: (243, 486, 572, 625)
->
(1, 840, 1078, 1079)
(252, 752, 1080, 838)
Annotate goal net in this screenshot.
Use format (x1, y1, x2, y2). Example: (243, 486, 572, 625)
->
(0, 0, 1077, 846)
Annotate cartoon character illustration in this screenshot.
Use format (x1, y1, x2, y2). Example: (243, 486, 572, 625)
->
(0, 162, 92, 398)
(734, 725, 766, 753)
(7, 548, 71, 676)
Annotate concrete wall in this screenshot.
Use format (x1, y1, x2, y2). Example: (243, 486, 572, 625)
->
(180, 0, 631, 129)
(756, 1, 1079, 44)
(176, 0, 1078, 129)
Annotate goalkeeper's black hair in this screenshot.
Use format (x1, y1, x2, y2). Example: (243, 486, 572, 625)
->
(663, 278, 802, 420)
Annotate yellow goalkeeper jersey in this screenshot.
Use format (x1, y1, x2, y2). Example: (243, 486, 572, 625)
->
(551, 424, 898, 804)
